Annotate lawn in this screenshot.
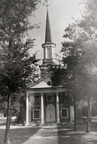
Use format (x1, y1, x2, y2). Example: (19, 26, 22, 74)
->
(0, 127, 40, 144)
(0, 122, 97, 144)
(58, 122, 97, 144)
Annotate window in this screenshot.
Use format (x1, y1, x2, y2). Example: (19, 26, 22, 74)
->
(33, 109, 40, 119)
(47, 95, 54, 102)
(61, 108, 68, 118)
(35, 96, 40, 103)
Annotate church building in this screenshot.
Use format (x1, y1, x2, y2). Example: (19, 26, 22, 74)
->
(25, 9, 74, 125)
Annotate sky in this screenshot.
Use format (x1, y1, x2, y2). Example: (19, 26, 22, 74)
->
(29, 0, 84, 64)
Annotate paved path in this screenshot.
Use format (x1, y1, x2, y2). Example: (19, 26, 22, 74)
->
(23, 125, 58, 144)
(23, 124, 97, 144)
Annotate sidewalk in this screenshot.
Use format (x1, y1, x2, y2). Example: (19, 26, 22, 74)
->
(22, 123, 97, 144)
(1, 122, 97, 144)
(23, 125, 58, 144)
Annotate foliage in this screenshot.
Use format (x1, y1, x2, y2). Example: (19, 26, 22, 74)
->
(51, 0, 97, 132)
(0, 0, 40, 98)
(0, 0, 42, 143)
(51, 24, 85, 101)
(51, 17, 97, 100)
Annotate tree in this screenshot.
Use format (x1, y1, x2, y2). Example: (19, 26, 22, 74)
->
(61, 22, 97, 133)
(51, 20, 97, 132)
(78, 0, 97, 132)
(0, 0, 41, 143)
(51, 1, 97, 133)
(61, 24, 85, 131)
(51, 24, 86, 131)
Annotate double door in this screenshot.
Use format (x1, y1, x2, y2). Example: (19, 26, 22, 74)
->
(46, 104, 55, 122)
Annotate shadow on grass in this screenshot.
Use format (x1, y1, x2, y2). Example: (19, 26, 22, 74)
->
(0, 127, 40, 144)
(58, 122, 97, 144)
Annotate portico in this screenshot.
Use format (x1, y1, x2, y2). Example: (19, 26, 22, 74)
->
(25, 75, 74, 125)
(26, 83, 62, 125)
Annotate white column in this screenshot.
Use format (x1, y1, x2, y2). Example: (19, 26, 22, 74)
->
(26, 94, 29, 125)
(29, 100, 31, 124)
(56, 93, 60, 123)
(70, 106, 74, 122)
(41, 93, 44, 124)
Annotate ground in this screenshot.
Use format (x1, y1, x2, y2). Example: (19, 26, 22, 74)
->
(0, 127, 40, 144)
(0, 122, 97, 144)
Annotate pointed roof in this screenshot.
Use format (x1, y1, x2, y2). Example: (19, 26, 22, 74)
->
(45, 10, 52, 43)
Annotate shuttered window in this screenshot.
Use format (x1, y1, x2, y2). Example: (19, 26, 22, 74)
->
(61, 108, 68, 118)
(33, 109, 40, 119)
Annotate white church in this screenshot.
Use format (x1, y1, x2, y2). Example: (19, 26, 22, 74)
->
(25, 9, 74, 125)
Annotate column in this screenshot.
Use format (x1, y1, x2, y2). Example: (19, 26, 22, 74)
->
(70, 106, 74, 123)
(41, 93, 44, 124)
(56, 93, 60, 123)
(29, 100, 31, 124)
(26, 94, 29, 125)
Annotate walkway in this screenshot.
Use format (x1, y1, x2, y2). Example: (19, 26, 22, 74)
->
(23, 123, 97, 144)
(23, 125, 58, 144)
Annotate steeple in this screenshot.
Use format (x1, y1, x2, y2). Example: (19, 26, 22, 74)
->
(45, 10, 52, 43)
(42, 6, 56, 65)
(40, 5, 57, 78)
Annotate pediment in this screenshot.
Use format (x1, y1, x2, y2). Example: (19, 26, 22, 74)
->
(30, 76, 51, 89)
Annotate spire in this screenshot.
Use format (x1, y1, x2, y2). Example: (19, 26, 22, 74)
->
(41, 4, 56, 66)
(45, 9, 52, 43)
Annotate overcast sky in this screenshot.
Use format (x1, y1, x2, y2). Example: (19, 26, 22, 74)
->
(29, 0, 84, 64)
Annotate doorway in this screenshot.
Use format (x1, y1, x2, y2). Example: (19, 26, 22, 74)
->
(46, 104, 55, 122)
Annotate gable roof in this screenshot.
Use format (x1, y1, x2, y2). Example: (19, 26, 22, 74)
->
(29, 75, 51, 89)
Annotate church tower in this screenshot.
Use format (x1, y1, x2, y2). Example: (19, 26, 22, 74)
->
(40, 7, 57, 77)
(42, 9, 56, 65)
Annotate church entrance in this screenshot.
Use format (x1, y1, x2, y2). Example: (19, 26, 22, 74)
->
(46, 104, 55, 122)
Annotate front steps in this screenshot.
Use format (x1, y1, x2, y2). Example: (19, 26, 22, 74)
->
(42, 123, 57, 129)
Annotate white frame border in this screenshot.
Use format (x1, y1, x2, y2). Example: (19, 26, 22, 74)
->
(33, 109, 40, 119)
(61, 108, 68, 118)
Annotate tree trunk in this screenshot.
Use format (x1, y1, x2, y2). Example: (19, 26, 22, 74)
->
(86, 98, 91, 133)
(74, 95, 77, 131)
(4, 95, 11, 144)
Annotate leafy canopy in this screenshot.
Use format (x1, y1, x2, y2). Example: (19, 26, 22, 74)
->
(0, 0, 41, 96)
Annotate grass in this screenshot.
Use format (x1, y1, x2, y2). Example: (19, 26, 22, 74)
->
(57, 122, 97, 144)
(0, 122, 97, 144)
(0, 127, 40, 144)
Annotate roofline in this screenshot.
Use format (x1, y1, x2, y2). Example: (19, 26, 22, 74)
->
(27, 74, 50, 88)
